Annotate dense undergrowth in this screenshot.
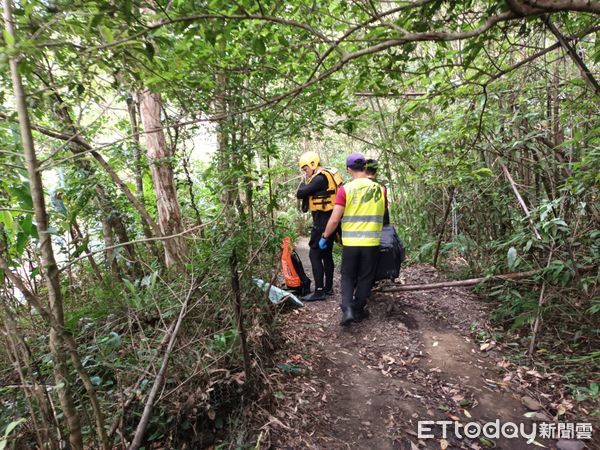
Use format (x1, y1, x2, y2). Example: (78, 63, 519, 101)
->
(0, 182, 301, 448)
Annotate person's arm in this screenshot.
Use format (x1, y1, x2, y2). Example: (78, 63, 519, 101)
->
(296, 173, 327, 199)
(322, 204, 344, 239)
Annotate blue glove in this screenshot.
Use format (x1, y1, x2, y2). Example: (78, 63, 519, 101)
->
(318, 237, 328, 250)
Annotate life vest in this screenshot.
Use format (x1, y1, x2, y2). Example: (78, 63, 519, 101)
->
(307, 168, 343, 212)
(341, 177, 385, 246)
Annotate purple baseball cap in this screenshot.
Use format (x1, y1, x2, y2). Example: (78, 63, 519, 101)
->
(346, 152, 366, 169)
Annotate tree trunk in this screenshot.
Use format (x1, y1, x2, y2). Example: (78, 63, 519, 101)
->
(3, 1, 83, 447)
(127, 94, 162, 262)
(138, 90, 188, 268)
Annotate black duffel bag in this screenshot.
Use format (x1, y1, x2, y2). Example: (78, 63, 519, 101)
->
(375, 225, 406, 281)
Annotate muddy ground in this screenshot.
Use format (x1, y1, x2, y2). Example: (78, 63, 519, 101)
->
(256, 238, 597, 450)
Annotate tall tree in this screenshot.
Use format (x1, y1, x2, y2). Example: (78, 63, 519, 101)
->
(2, 0, 83, 447)
(139, 90, 188, 268)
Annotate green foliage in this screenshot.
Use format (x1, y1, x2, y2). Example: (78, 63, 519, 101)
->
(0, 418, 25, 450)
(0, 0, 598, 446)
(574, 382, 599, 402)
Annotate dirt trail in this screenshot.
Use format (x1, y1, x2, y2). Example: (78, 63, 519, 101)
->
(265, 239, 575, 449)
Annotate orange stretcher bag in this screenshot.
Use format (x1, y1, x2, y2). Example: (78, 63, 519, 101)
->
(281, 237, 311, 296)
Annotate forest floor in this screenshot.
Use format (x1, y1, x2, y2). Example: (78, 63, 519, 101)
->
(259, 238, 597, 450)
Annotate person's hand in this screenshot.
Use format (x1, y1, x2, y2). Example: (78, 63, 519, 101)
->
(319, 237, 328, 250)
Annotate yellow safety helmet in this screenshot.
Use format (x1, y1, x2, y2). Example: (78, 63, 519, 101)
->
(298, 151, 320, 170)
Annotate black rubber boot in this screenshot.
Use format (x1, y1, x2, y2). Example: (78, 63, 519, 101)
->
(302, 289, 326, 302)
(339, 308, 355, 326)
(353, 307, 370, 322)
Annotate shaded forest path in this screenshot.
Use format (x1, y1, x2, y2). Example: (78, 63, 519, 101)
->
(266, 238, 562, 449)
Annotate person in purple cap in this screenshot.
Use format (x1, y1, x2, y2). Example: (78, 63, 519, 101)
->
(319, 152, 386, 325)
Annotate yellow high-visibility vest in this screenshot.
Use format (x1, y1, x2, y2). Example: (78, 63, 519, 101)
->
(341, 177, 385, 246)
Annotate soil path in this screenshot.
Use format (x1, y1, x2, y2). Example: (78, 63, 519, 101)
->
(265, 238, 572, 449)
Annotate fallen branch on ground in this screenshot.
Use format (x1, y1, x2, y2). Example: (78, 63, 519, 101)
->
(378, 270, 538, 293)
(377, 265, 596, 293)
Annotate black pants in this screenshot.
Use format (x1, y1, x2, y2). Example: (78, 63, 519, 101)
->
(340, 246, 380, 312)
(308, 225, 334, 291)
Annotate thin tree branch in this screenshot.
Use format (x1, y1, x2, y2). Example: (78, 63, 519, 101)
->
(57, 212, 222, 273)
(128, 278, 197, 450)
(501, 163, 542, 240)
(543, 17, 600, 97)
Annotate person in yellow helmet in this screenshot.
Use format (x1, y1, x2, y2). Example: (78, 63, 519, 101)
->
(320, 152, 386, 325)
(296, 151, 337, 301)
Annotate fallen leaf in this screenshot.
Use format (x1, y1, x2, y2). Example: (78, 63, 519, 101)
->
(463, 409, 472, 418)
(446, 413, 461, 422)
(382, 354, 396, 364)
(432, 341, 439, 347)
(526, 369, 544, 379)
(521, 396, 542, 411)
(440, 439, 449, 450)
(497, 359, 510, 368)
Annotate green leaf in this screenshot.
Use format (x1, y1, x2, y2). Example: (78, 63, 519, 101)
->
(0, 211, 15, 239)
(3, 30, 15, 47)
(99, 25, 114, 44)
(277, 34, 289, 48)
(8, 183, 33, 210)
(472, 168, 492, 178)
(121, 0, 132, 20)
(4, 418, 25, 436)
(15, 232, 28, 257)
(252, 37, 266, 55)
(90, 13, 103, 29)
(276, 363, 303, 374)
